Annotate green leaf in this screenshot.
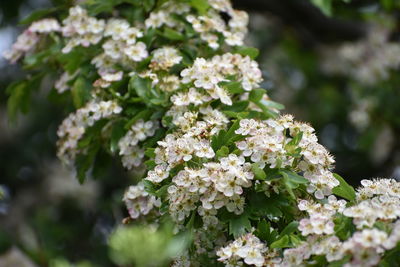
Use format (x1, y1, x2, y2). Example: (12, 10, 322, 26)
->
(220, 81, 244, 94)
(234, 46, 259, 59)
(190, 0, 210, 14)
(216, 146, 229, 158)
(71, 77, 92, 108)
(224, 120, 240, 144)
(248, 192, 283, 219)
(279, 221, 299, 237)
(110, 120, 127, 153)
(6, 82, 28, 122)
(251, 163, 266, 180)
(7, 74, 43, 122)
(211, 129, 226, 151)
(19, 7, 58, 25)
(281, 170, 309, 185)
(259, 99, 285, 110)
(281, 170, 308, 199)
(270, 235, 290, 249)
(161, 28, 185, 41)
(255, 220, 278, 244)
(75, 142, 100, 184)
(334, 214, 355, 240)
(128, 75, 167, 107)
(222, 101, 249, 113)
(309, 0, 332, 16)
(142, 180, 157, 195)
(229, 212, 252, 238)
(332, 173, 356, 201)
(129, 75, 151, 101)
(249, 88, 265, 102)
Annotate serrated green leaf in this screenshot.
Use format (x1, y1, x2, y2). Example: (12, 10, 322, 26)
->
(255, 220, 278, 244)
(279, 221, 299, 237)
(110, 120, 127, 153)
(76, 142, 100, 184)
(7, 74, 43, 122)
(259, 99, 285, 110)
(71, 77, 91, 108)
(220, 81, 244, 94)
(161, 28, 185, 41)
(234, 46, 259, 59)
(251, 163, 266, 180)
(229, 212, 252, 238)
(310, 0, 332, 16)
(190, 0, 210, 14)
(270, 235, 290, 249)
(249, 88, 265, 102)
(332, 173, 356, 201)
(281, 170, 309, 185)
(216, 146, 229, 158)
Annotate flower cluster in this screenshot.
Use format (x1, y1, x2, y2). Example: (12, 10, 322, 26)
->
(6, 1, 400, 266)
(61, 6, 105, 53)
(118, 120, 158, 169)
(235, 116, 337, 199)
(217, 233, 280, 267)
(298, 196, 346, 236)
(281, 178, 400, 267)
(180, 53, 263, 105)
(344, 179, 400, 228)
(3, 18, 60, 63)
(123, 182, 161, 219)
(145, 0, 248, 49)
(57, 100, 122, 165)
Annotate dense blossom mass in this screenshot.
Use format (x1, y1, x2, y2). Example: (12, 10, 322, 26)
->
(4, 0, 400, 266)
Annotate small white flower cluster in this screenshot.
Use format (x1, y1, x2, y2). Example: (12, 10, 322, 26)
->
(54, 71, 78, 93)
(235, 116, 338, 199)
(123, 182, 161, 219)
(94, 19, 147, 81)
(283, 227, 391, 267)
(118, 120, 158, 170)
(165, 153, 252, 222)
(298, 196, 346, 236)
(217, 233, 280, 267)
(61, 6, 105, 53)
(343, 179, 400, 229)
(145, 2, 190, 29)
(4, 18, 61, 63)
(29, 18, 61, 33)
(170, 88, 211, 107)
(3, 30, 39, 63)
(144, 0, 247, 49)
(180, 53, 263, 105)
(57, 100, 122, 165)
(149, 47, 182, 71)
(187, 1, 248, 48)
(283, 179, 400, 267)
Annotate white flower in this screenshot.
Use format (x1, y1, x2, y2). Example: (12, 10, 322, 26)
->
(124, 42, 148, 62)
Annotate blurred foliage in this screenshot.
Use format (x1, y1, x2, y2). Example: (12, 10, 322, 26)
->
(109, 223, 191, 266)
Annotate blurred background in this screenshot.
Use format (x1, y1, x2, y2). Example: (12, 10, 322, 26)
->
(0, 0, 399, 266)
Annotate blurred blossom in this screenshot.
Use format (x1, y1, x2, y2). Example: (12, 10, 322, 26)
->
(370, 125, 394, 166)
(0, 27, 16, 68)
(320, 24, 400, 85)
(0, 247, 38, 267)
(348, 98, 375, 131)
